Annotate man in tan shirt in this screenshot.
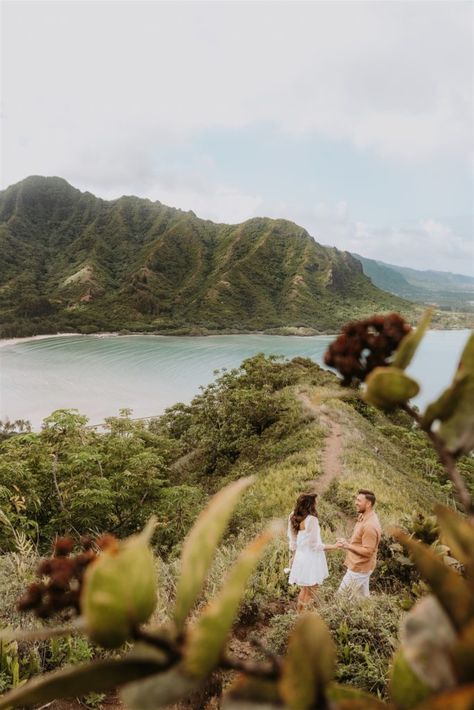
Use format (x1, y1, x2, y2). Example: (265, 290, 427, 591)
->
(336, 489, 382, 597)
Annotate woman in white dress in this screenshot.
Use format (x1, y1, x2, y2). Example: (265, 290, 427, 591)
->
(287, 492, 337, 611)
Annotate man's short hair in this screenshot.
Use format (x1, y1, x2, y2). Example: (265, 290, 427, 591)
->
(358, 489, 376, 506)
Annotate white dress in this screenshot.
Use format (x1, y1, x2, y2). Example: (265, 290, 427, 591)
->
(288, 514, 329, 586)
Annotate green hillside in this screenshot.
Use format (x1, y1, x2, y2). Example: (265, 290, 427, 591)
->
(0, 176, 411, 337)
(353, 252, 474, 311)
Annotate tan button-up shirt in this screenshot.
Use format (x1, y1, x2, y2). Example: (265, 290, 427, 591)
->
(344, 509, 382, 573)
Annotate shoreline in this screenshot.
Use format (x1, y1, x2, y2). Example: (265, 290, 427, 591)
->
(0, 328, 336, 347)
(0, 323, 472, 349)
(0, 332, 118, 348)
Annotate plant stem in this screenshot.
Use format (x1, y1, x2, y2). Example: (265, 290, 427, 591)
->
(220, 652, 280, 679)
(51, 453, 65, 511)
(134, 628, 281, 679)
(403, 404, 474, 517)
(132, 628, 181, 665)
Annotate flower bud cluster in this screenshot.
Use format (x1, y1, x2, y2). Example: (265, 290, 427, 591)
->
(324, 313, 411, 385)
(17, 534, 116, 619)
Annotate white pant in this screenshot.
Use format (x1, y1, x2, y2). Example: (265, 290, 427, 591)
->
(338, 569, 372, 597)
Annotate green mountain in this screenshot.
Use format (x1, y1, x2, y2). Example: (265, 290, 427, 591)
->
(353, 253, 474, 311)
(0, 176, 411, 337)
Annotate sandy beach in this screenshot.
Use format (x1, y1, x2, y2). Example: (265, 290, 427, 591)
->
(0, 332, 119, 348)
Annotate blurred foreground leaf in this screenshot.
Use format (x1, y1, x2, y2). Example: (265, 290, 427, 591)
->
(390, 649, 432, 710)
(279, 613, 335, 710)
(413, 683, 474, 709)
(396, 596, 457, 701)
(0, 650, 167, 709)
(393, 309, 432, 370)
(0, 619, 86, 643)
(435, 505, 474, 574)
(174, 476, 254, 631)
(451, 618, 474, 684)
(184, 523, 279, 678)
(222, 676, 283, 709)
(328, 682, 390, 708)
(121, 664, 200, 710)
(81, 517, 157, 648)
(422, 333, 474, 457)
(393, 529, 474, 630)
(222, 701, 282, 710)
(364, 367, 419, 410)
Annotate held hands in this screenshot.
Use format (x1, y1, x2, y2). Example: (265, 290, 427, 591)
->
(324, 539, 348, 551)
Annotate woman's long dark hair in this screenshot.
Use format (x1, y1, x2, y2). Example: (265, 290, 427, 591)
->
(290, 493, 318, 534)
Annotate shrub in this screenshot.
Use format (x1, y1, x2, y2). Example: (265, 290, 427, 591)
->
(266, 593, 402, 697)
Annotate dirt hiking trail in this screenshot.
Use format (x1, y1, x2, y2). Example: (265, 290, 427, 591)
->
(297, 390, 344, 495)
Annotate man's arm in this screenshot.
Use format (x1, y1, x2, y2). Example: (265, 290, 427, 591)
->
(340, 526, 378, 558)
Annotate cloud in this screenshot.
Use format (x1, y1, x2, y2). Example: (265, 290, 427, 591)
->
(260, 198, 474, 276)
(351, 220, 474, 275)
(66, 149, 263, 225)
(142, 177, 262, 225)
(2, 0, 473, 192)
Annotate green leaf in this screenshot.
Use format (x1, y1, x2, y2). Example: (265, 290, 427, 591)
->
(222, 702, 282, 709)
(422, 332, 474, 457)
(222, 702, 282, 710)
(0, 651, 167, 709)
(279, 613, 335, 710)
(435, 504, 474, 571)
(398, 596, 457, 693)
(393, 529, 474, 630)
(174, 475, 255, 631)
(0, 618, 86, 643)
(364, 367, 419, 410)
(451, 618, 474, 684)
(438, 386, 474, 458)
(184, 524, 279, 678)
(328, 683, 390, 708)
(421, 374, 469, 430)
(81, 517, 158, 648)
(120, 665, 200, 710)
(393, 309, 432, 370)
(389, 649, 432, 710)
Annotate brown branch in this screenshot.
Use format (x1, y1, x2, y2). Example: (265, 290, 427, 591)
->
(109, 492, 150, 533)
(133, 628, 280, 682)
(403, 404, 474, 517)
(132, 628, 181, 666)
(51, 453, 65, 511)
(134, 627, 281, 679)
(249, 635, 282, 675)
(220, 652, 280, 679)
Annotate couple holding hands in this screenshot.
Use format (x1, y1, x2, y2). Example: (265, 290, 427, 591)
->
(287, 489, 381, 611)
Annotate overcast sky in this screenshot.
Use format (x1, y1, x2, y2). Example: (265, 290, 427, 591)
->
(2, 1, 473, 275)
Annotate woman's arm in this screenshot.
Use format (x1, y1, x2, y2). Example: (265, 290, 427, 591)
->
(287, 514, 297, 552)
(308, 516, 342, 552)
(308, 516, 329, 552)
